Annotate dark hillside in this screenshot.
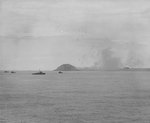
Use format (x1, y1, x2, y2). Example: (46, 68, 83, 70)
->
(54, 64, 79, 71)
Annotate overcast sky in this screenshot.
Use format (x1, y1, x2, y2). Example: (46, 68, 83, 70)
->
(0, 0, 150, 70)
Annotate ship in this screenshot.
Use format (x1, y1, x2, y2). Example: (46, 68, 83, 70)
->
(58, 71, 63, 74)
(11, 71, 16, 73)
(32, 70, 46, 75)
(4, 71, 9, 73)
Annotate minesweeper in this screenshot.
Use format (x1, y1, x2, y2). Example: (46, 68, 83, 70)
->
(32, 70, 46, 75)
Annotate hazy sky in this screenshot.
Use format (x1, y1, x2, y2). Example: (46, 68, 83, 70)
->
(1, 0, 150, 70)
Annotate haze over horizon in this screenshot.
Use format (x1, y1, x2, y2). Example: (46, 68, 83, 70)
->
(1, 0, 150, 70)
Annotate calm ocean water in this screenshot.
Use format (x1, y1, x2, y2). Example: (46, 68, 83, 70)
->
(0, 71, 150, 123)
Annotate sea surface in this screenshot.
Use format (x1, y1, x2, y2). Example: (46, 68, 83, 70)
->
(0, 71, 150, 123)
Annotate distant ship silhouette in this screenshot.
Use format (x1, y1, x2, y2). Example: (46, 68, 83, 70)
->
(32, 70, 46, 75)
(11, 71, 16, 73)
(58, 71, 63, 74)
(4, 71, 9, 73)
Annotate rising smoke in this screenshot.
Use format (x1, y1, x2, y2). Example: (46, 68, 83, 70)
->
(101, 48, 122, 69)
(0, 0, 150, 70)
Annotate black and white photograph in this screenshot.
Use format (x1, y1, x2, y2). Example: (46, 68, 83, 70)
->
(0, 0, 150, 122)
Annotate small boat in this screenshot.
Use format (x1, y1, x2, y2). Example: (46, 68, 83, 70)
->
(4, 71, 9, 73)
(58, 71, 63, 74)
(11, 71, 16, 73)
(32, 71, 46, 75)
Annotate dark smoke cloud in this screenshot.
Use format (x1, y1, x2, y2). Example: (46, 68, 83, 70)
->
(0, 0, 150, 70)
(101, 48, 122, 69)
(92, 40, 145, 69)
